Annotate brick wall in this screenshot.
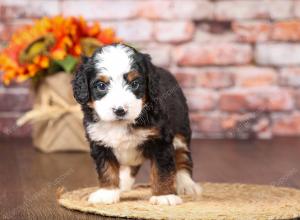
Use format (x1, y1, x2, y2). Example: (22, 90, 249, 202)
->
(1, 0, 300, 139)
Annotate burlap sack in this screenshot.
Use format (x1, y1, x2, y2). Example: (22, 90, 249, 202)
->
(17, 72, 89, 153)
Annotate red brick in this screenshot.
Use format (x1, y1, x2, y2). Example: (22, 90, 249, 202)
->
(215, 0, 268, 20)
(174, 68, 233, 89)
(280, 68, 300, 87)
(190, 113, 223, 138)
(0, 23, 6, 41)
(194, 21, 235, 43)
(0, 89, 32, 112)
(253, 117, 272, 139)
(220, 87, 294, 112)
(140, 44, 171, 67)
(232, 21, 271, 43)
(235, 20, 300, 43)
(293, 0, 300, 18)
(271, 21, 300, 41)
(171, 0, 213, 20)
(173, 43, 252, 66)
(255, 43, 300, 66)
(220, 92, 249, 113)
(62, 0, 139, 20)
(138, 0, 213, 20)
(272, 112, 300, 136)
(222, 113, 251, 131)
(173, 70, 197, 88)
(183, 89, 218, 111)
(194, 29, 236, 43)
(0, 114, 31, 137)
(154, 21, 195, 43)
(137, 0, 170, 19)
(294, 90, 300, 109)
(231, 66, 277, 87)
(102, 20, 153, 42)
(267, 0, 293, 20)
(1, 0, 60, 19)
(215, 0, 293, 20)
(222, 113, 272, 139)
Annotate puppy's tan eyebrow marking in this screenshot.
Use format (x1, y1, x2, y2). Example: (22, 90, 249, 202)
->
(126, 71, 140, 82)
(98, 75, 110, 83)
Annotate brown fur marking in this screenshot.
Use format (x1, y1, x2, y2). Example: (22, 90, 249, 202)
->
(174, 133, 193, 175)
(88, 101, 94, 109)
(175, 148, 193, 175)
(98, 75, 110, 83)
(142, 95, 147, 107)
(150, 160, 176, 195)
(127, 71, 140, 82)
(98, 160, 120, 189)
(129, 126, 160, 139)
(130, 165, 141, 177)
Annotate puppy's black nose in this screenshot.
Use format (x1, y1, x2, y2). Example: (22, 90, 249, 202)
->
(113, 107, 127, 117)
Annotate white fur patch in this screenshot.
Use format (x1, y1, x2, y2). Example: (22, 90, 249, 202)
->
(173, 136, 188, 150)
(119, 166, 135, 191)
(176, 170, 202, 196)
(113, 146, 144, 166)
(93, 87, 142, 122)
(95, 44, 134, 78)
(93, 44, 142, 122)
(87, 121, 155, 165)
(149, 194, 182, 206)
(88, 188, 120, 204)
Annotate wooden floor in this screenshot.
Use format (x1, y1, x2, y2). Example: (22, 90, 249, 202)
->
(1, 137, 300, 220)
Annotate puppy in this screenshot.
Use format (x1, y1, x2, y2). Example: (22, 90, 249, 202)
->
(72, 43, 201, 206)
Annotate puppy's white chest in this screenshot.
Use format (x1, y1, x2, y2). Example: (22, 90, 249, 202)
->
(87, 122, 154, 165)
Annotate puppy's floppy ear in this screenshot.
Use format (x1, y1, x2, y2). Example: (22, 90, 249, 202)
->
(72, 56, 91, 105)
(142, 53, 159, 103)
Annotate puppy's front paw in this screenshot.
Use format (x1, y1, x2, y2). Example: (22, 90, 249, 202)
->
(149, 194, 182, 206)
(88, 188, 120, 204)
(176, 171, 202, 195)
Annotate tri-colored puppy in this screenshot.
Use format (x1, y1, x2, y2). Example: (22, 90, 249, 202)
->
(72, 43, 201, 206)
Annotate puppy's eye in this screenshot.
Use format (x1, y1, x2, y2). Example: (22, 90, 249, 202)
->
(130, 80, 139, 90)
(96, 82, 108, 91)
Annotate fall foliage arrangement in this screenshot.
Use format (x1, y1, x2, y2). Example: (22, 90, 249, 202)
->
(0, 16, 119, 85)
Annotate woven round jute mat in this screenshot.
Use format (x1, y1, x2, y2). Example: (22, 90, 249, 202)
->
(57, 183, 300, 220)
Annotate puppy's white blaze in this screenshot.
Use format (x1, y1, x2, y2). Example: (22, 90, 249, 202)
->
(87, 122, 153, 149)
(95, 44, 134, 77)
(119, 166, 135, 191)
(149, 194, 182, 206)
(87, 122, 153, 165)
(93, 45, 141, 122)
(93, 88, 142, 122)
(114, 147, 144, 166)
(176, 170, 202, 196)
(173, 136, 188, 150)
(88, 188, 120, 204)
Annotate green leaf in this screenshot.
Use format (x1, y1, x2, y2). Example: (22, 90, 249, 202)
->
(54, 55, 78, 73)
(47, 60, 63, 75)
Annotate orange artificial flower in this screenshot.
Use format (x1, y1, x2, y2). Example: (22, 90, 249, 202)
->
(0, 16, 120, 85)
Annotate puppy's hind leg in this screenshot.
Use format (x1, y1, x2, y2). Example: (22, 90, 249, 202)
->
(174, 135, 202, 196)
(148, 140, 182, 206)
